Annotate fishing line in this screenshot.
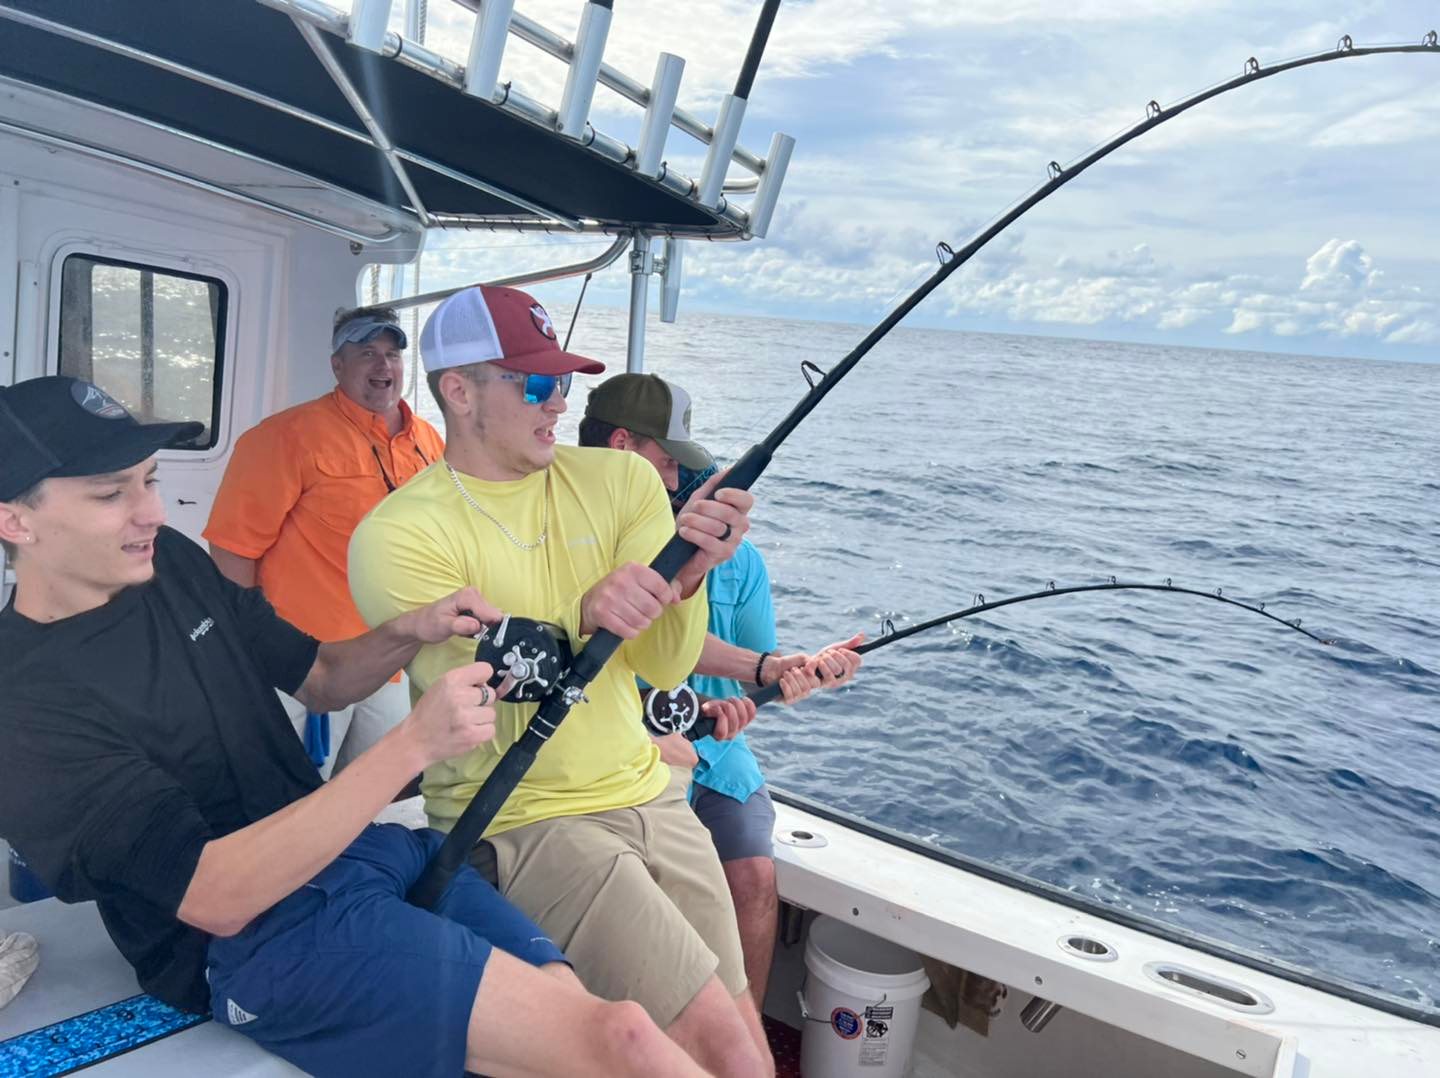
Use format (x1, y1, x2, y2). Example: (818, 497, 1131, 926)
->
(561, 272, 592, 352)
(408, 32, 1438, 908)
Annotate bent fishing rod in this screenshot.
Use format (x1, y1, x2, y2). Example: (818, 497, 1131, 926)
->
(408, 30, 1438, 908)
(664, 580, 1335, 740)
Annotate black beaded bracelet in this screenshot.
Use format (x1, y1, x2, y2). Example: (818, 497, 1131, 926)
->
(754, 650, 773, 687)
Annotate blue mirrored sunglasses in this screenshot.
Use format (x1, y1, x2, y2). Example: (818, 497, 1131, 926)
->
(496, 370, 572, 404)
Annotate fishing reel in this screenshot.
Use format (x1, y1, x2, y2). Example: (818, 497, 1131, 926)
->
(641, 684, 703, 737)
(473, 615, 573, 702)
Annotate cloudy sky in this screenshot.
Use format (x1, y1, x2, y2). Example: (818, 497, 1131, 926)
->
(400, 1, 1439, 362)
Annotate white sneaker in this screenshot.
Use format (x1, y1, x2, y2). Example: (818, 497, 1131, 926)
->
(0, 931, 40, 1010)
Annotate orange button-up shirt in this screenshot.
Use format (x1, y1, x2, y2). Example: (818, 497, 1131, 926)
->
(204, 388, 445, 642)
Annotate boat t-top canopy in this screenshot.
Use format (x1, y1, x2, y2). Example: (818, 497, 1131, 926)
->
(0, 0, 795, 247)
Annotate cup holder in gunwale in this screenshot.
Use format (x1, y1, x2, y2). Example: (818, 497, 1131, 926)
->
(1058, 934, 1118, 962)
(1143, 961, 1275, 1014)
(775, 829, 828, 849)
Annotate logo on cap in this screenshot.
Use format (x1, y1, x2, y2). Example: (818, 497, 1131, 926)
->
(529, 304, 557, 341)
(71, 381, 128, 420)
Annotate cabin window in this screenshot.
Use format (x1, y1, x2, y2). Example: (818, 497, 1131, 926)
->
(56, 255, 226, 449)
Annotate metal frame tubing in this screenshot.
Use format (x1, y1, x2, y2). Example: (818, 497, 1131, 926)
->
(295, 18, 434, 226)
(0, 112, 407, 246)
(385, 232, 630, 311)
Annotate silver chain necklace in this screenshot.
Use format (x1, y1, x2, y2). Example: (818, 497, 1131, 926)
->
(445, 462, 548, 551)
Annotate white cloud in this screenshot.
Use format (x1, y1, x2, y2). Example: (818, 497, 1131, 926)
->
(1299, 239, 1381, 295)
(1310, 97, 1440, 148)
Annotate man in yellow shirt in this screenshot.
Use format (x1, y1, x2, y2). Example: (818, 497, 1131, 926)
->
(350, 285, 772, 1077)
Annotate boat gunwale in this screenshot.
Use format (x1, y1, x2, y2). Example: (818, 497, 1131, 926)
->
(770, 786, 1440, 1030)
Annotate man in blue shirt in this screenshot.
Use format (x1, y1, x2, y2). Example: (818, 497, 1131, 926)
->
(579, 373, 862, 1006)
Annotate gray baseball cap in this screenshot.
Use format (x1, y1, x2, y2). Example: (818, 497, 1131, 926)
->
(331, 314, 408, 353)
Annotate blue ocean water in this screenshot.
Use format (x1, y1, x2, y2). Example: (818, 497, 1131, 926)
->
(424, 305, 1440, 1010)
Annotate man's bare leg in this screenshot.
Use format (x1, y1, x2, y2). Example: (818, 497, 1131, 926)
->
(665, 974, 775, 1078)
(464, 950, 709, 1078)
(723, 855, 778, 1008)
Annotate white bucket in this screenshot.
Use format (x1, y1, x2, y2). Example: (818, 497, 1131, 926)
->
(800, 916, 930, 1078)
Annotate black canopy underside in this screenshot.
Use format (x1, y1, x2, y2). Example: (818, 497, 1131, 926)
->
(0, 0, 723, 231)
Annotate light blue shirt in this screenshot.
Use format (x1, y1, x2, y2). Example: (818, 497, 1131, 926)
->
(688, 538, 774, 803)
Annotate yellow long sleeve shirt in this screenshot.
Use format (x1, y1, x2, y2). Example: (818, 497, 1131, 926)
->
(349, 446, 706, 836)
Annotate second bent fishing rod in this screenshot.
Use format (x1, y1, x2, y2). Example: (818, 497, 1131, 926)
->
(408, 32, 1437, 908)
(670, 580, 1336, 741)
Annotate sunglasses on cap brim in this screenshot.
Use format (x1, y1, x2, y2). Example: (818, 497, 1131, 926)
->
(497, 371, 572, 404)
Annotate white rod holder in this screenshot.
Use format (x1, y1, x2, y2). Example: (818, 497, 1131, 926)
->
(348, 0, 395, 53)
(626, 233, 652, 372)
(659, 237, 684, 323)
(464, 0, 515, 100)
(557, 1, 614, 140)
(635, 53, 686, 178)
(746, 131, 795, 238)
(404, 0, 424, 43)
(697, 93, 746, 208)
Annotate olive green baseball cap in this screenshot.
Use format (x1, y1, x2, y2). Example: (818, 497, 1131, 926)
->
(583, 373, 713, 470)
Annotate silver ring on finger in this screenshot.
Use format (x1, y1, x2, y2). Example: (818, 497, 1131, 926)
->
(478, 685, 493, 707)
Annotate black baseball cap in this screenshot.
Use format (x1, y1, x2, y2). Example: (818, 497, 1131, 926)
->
(0, 376, 204, 501)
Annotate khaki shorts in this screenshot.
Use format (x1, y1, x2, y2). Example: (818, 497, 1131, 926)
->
(473, 768, 745, 1026)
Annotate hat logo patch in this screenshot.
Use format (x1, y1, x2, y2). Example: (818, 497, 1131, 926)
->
(529, 304, 557, 341)
(72, 381, 128, 420)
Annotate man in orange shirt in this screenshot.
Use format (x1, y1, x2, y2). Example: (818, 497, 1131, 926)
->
(205, 305, 444, 776)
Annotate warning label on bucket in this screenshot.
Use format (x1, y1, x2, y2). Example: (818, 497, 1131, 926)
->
(859, 1004, 892, 1065)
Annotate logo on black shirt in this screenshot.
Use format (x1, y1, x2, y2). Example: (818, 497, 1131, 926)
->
(189, 617, 215, 642)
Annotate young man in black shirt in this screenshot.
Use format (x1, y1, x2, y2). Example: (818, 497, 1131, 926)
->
(0, 376, 705, 1078)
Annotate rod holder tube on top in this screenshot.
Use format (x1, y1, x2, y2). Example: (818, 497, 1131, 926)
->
(747, 131, 795, 238)
(474, 1, 770, 177)
(636, 53, 686, 177)
(404, 0, 426, 44)
(557, 0, 614, 140)
(1019, 996, 1062, 1033)
(699, 94, 747, 207)
(626, 234, 653, 373)
(348, 0, 395, 52)
(464, 0, 515, 101)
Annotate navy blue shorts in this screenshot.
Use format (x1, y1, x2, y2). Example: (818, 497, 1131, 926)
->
(691, 783, 776, 862)
(206, 824, 566, 1078)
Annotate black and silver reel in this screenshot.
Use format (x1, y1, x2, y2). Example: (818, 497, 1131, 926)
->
(641, 684, 702, 736)
(473, 615, 573, 702)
